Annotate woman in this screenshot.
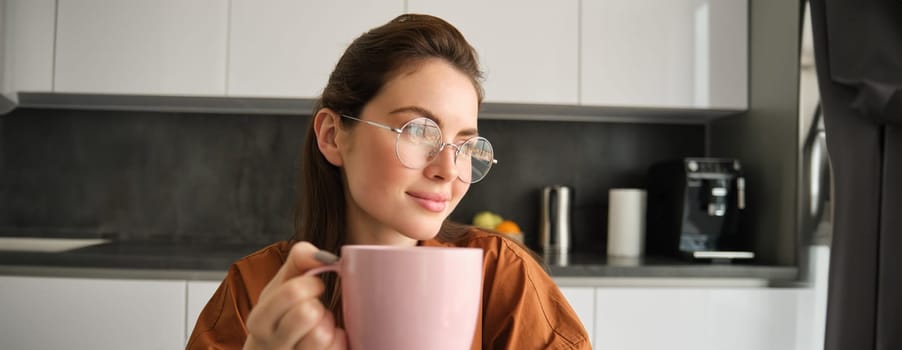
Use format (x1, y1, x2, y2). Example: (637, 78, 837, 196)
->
(187, 14, 590, 350)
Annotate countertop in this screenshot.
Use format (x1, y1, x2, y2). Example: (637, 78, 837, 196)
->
(0, 240, 799, 285)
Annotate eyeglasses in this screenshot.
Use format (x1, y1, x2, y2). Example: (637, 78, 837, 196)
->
(340, 114, 498, 183)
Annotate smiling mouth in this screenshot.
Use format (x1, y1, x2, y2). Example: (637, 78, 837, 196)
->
(408, 193, 448, 212)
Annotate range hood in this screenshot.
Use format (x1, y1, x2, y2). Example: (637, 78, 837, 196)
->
(9, 92, 740, 124)
(16, 92, 318, 116)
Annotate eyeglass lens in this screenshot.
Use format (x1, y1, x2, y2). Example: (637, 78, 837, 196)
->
(396, 118, 494, 183)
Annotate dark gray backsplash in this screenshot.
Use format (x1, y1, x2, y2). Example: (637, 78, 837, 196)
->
(451, 119, 705, 253)
(0, 108, 308, 243)
(0, 108, 704, 252)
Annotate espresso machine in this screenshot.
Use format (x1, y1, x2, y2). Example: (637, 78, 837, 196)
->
(645, 158, 754, 261)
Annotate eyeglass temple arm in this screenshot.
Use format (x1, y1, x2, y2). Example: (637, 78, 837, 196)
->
(340, 114, 403, 133)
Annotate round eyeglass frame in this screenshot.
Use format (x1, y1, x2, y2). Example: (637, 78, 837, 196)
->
(339, 114, 498, 183)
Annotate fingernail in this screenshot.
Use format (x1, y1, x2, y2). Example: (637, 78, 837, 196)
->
(314, 250, 339, 264)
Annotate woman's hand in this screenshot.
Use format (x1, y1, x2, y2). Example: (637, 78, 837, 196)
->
(243, 242, 347, 350)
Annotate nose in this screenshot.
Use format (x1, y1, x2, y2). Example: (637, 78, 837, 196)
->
(424, 143, 460, 182)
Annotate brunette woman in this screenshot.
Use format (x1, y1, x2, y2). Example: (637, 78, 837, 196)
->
(187, 14, 590, 350)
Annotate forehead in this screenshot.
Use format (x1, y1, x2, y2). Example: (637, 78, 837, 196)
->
(364, 59, 480, 129)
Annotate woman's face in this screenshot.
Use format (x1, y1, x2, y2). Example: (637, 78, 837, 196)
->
(338, 59, 480, 245)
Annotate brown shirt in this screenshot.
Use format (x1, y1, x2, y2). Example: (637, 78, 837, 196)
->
(187, 229, 591, 349)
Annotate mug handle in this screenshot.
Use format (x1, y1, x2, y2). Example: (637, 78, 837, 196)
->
(303, 263, 340, 277)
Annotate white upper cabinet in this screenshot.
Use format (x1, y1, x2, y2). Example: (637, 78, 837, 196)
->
(54, 0, 228, 95)
(408, 0, 579, 105)
(0, 0, 6, 111)
(581, 0, 747, 110)
(2, 0, 55, 95)
(2, 1, 748, 112)
(228, 0, 403, 98)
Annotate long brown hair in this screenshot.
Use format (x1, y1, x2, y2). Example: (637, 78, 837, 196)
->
(294, 13, 483, 318)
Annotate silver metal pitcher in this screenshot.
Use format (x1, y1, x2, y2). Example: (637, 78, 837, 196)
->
(540, 185, 571, 265)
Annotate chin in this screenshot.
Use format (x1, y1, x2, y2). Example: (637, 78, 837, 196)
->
(399, 221, 445, 241)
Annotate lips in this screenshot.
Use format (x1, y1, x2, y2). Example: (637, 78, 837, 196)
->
(407, 191, 449, 212)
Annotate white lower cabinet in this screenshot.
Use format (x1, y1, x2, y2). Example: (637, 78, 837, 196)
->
(560, 286, 596, 347)
(0, 275, 186, 350)
(594, 287, 799, 350)
(0, 275, 807, 350)
(186, 280, 223, 340)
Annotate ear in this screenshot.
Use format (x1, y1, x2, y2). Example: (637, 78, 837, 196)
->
(313, 108, 344, 167)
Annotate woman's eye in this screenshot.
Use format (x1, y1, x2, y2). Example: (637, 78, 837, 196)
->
(408, 125, 425, 137)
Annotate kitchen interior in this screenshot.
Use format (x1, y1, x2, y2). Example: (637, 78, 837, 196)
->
(0, 0, 830, 349)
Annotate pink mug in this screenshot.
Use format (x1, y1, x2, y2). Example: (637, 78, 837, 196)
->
(305, 245, 484, 350)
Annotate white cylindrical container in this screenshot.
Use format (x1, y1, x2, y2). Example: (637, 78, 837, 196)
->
(607, 188, 647, 258)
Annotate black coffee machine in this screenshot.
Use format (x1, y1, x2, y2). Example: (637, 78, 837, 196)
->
(645, 158, 754, 261)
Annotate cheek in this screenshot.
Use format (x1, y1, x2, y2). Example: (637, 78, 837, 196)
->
(343, 131, 392, 170)
(450, 181, 471, 206)
(344, 136, 403, 193)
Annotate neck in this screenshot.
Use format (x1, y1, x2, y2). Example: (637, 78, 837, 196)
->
(346, 226, 418, 246)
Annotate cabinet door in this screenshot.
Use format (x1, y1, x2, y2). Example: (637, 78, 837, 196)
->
(581, 0, 747, 109)
(2, 0, 55, 95)
(408, 0, 579, 104)
(186, 280, 222, 341)
(0, 275, 186, 349)
(595, 287, 710, 350)
(54, 0, 228, 95)
(706, 288, 798, 350)
(595, 287, 798, 350)
(560, 286, 595, 347)
(228, 0, 402, 98)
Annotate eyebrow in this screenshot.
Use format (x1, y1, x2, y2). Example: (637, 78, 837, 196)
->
(388, 106, 479, 138)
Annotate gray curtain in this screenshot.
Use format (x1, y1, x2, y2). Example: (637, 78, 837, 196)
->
(809, 0, 902, 349)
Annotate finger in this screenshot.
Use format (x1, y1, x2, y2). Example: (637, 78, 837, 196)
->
(327, 327, 349, 350)
(270, 242, 329, 286)
(243, 334, 266, 350)
(245, 277, 325, 338)
(294, 308, 338, 350)
(258, 242, 336, 301)
(266, 298, 326, 348)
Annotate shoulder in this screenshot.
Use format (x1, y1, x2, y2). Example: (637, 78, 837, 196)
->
(462, 228, 542, 269)
(232, 240, 293, 274)
(438, 228, 590, 349)
(452, 227, 547, 291)
(187, 241, 294, 348)
(425, 227, 543, 269)
(227, 240, 295, 303)
(426, 228, 549, 304)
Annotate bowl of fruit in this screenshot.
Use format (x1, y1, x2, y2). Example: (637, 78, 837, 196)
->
(472, 211, 524, 244)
